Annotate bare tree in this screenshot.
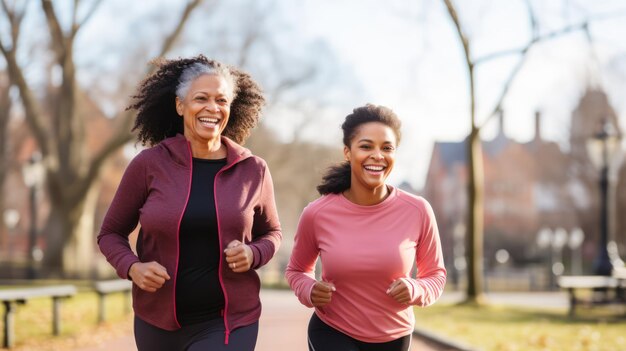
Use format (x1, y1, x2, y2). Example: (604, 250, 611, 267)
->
(441, 0, 592, 304)
(0, 71, 10, 250)
(201, 0, 354, 235)
(0, 0, 204, 276)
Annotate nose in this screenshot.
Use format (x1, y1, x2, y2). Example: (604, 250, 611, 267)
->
(204, 100, 220, 112)
(370, 150, 384, 160)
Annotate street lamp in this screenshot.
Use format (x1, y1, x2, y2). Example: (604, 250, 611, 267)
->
(22, 152, 45, 279)
(586, 118, 621, 276)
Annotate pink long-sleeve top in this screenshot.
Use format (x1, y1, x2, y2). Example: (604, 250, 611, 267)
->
(285, 186, 446, 343)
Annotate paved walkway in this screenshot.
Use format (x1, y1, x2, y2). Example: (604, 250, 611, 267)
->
(75, 289, 439, 351)
(437, 290, 569, 309)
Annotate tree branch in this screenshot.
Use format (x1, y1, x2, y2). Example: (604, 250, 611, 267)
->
(477, 20, 590, 129)
(442, 0, 472, 69)
(73, 111, 135, 204)
(0, 5, 50, 156)
(477, 55, 527, 130)
(269, 67, 316, 107)
(475, 21, 589, 65)
(0, 36, 7, 57)
(70, 0, 79, 37)
(74, 0, 103, 35)
(525, 0, 538, 38)
(0, 0, 8, 15)
(1, 0, 26, 52)
(83, 0, 207, 192)
(157, 0, 204, 58)
(0, 74, 11, 161)
(40, 0, 66, 60)
(442, 0, 475, 126)
(236, 1, 274, 69)
(238, 29, 260, 69)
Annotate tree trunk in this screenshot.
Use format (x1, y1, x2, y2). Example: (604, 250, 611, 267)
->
(465, 126, 486, 304)
(42, 180, 100, 278)
(0, 191, 5, 253)
(0, 80, 9, 251)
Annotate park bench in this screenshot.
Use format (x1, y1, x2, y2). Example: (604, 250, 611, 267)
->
(557, 271, 626, 317)
(93, 279, 132, 323)
(0, 284, 77, 348)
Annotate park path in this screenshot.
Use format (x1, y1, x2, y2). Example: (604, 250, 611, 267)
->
(74, 289, 440, 351)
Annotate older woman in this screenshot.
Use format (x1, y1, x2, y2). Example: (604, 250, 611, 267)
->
(98, 55, 281, 351)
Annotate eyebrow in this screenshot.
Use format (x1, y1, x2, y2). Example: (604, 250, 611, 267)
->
(191, 91, 229, 98)
(357, 138, 394, 144)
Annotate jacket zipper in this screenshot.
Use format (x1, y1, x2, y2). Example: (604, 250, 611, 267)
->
(171, 141, 195, 329)
(214, 154, 243, 344)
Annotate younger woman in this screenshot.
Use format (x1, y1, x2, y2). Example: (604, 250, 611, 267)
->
(286, 104, 446, 351)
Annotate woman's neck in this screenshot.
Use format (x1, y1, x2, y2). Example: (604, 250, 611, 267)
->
(343, 184, 390, 206)
(189, 138, 226, 159)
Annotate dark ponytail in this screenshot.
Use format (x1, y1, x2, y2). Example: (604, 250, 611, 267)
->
(316, 104, 402, 195)
(317, 161, 351, 195)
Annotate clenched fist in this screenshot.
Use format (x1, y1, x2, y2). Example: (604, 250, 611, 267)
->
(311, 281, 336, 307)
(386, 279, 412, 304)
(224, 240, 254, 273)
(128, 261, 170, 292)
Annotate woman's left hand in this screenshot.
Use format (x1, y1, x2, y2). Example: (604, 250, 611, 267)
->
(224, 240, 254, 272)
(386, 279, 412, 305)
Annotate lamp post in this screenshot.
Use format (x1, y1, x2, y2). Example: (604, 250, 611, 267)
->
(586, 118, 621, 276)
(22, 152, 45, 279)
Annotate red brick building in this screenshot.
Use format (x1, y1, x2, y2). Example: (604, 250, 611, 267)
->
(423, 89, 624, 277)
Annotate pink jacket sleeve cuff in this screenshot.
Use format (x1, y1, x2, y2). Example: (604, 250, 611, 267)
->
(305, 283, 315, 307)
(402, 278, 424, 305)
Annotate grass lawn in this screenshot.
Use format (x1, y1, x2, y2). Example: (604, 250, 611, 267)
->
(0, 288, 132, 351)
(3, 284, 626, 351)
(414, 302, 626, 351)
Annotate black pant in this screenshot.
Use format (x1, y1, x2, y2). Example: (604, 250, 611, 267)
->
(307, 313, 412, 351)
(134, 316, 258, 351)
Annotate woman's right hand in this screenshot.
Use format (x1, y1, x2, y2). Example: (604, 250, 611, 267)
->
(128, 261, 171, 292)
(310, 281, 336, 307)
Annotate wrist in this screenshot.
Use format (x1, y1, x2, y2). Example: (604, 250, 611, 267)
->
(128, 262, 138, 279)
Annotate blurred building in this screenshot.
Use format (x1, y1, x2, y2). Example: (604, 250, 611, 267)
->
(423, 88, 624, 277)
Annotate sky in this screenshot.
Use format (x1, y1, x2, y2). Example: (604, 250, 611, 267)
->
(7, 0, 626, 190)
(271, 0, 626, 189)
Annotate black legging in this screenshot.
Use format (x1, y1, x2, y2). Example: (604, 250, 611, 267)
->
(134, 316, 258, 351)
(307, 313, 412, 351)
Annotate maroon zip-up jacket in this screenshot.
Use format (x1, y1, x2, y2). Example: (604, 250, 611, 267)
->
(97, 134, 282, 341)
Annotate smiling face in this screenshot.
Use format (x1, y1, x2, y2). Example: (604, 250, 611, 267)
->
(175, 74, 234, 145)
(344, 122, 397, 193)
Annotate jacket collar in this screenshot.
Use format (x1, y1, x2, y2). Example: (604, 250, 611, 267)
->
(160, 134, 252, 167)
(221, 135, 252, 166)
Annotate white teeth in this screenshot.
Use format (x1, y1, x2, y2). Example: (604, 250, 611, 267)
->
(364, 165, 384, 171)
(199, 117, 219, 123)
